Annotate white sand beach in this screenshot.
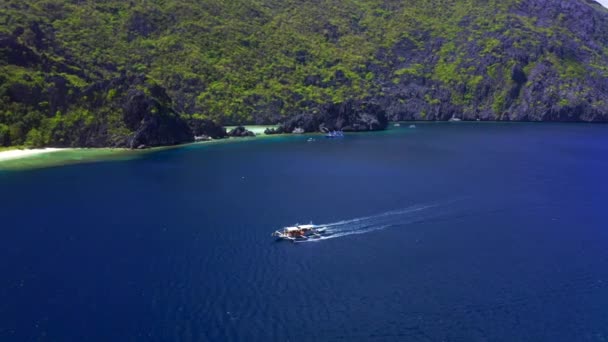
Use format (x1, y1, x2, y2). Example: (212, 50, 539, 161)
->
(0, 148, 66, 162)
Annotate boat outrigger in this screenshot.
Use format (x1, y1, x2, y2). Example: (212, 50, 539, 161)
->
(272, 224, 328, 242)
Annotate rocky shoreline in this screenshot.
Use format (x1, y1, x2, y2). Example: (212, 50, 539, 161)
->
(3, 0, 608, 150)
(48, 74, 390, 149)
(263, 100, 387, 135)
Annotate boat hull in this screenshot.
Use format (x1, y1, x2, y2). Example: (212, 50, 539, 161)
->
(272, 225, 329, 242)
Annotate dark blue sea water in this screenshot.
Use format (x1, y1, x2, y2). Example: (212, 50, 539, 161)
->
(1, 123, 608, 341)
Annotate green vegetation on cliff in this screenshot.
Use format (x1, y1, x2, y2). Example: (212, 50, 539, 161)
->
(1, 0, 608, 147)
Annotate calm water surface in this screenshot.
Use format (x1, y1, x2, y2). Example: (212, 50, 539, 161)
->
(1, 123, 608, 341)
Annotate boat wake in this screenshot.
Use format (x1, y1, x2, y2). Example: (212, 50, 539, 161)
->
(296, 203, 443, 243)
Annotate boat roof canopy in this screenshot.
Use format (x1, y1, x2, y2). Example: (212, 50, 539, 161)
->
(283, 224, 315, 231)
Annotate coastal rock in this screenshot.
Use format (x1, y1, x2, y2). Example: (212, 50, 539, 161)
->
(123, 88, 193, 148)
(3, 0, 608, 149)
(187, 118, 227, 139)
(60, 75, 194, 148)
(279, 100, 388, 133)
(228, 126, 255, 137)
(264, 127, 285, 135)
(279, 113, 320, 133)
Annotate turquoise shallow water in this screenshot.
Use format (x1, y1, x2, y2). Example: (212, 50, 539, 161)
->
(1, 123, 608, 341)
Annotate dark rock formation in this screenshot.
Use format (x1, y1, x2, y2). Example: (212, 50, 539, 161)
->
(62, 75, 193, 148)
(321, 101, 387, 132)
(187, 118, 227, 139)
(264, 127, 285, 135)
(228, 126, 255, 137)
(2, 0, 608, 149)
(372, 0, 608, 123)
(278, 100, 387, 133)
(122, 88, 193, 148)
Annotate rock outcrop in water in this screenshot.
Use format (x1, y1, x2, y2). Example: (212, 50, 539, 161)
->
(228, 126, 255, 137)
(1, 0, 608, 147)
(187, 118, 228, 139)
(276, 100, 387, 133)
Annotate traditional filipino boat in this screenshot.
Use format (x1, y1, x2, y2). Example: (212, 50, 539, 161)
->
(272, 224, 328, 242)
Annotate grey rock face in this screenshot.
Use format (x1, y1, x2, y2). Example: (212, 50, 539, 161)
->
(228, 126, 255, 137)
(278, 100, 387, 133)
(371, 0, 608, 122)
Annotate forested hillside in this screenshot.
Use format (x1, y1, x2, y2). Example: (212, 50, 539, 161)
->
(1, 0, 608, 147)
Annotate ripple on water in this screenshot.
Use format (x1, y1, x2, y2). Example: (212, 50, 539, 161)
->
(4, 124, 608, 341)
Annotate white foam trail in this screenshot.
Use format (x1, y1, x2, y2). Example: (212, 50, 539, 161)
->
(307, 224, 392, 242)
(322, 204, 434, 228)
(296, 203, 443, 243)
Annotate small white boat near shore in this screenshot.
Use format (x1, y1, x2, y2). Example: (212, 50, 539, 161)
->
(325, 131, 344, 138)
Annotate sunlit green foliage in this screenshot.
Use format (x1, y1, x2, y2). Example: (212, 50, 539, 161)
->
(0, 0, 607, 146)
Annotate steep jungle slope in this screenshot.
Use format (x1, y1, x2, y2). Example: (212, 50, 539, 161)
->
(1, 0, 607, 147)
